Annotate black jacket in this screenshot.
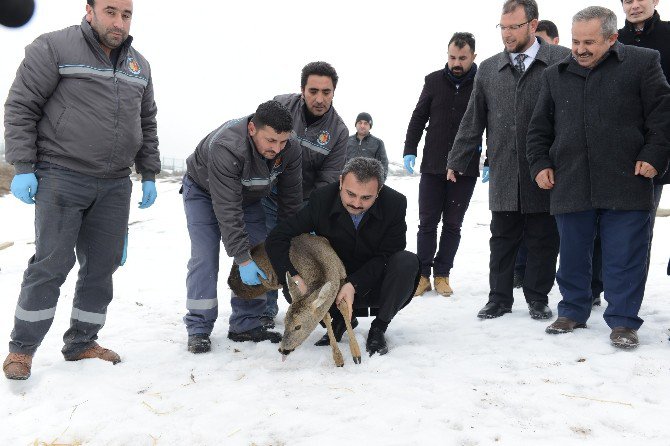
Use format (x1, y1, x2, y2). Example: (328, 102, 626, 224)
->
(265, 182, 407, 311)
(404, 65, 480, 177)
(619, 10, 670, 184)
(527, 43, 670, 215)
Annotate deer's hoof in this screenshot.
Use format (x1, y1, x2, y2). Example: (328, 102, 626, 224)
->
(353, 356, 361, 364)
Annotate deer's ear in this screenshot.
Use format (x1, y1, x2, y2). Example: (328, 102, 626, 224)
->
(286, 272, 306, 302)
(311, 282, 335, 309)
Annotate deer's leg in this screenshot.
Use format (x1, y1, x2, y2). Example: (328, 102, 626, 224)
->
(337, 302, 362, 364)
(323, 312, 344, 367)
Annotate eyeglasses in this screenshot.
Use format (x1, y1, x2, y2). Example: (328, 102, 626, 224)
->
(496, 20, 531, 31)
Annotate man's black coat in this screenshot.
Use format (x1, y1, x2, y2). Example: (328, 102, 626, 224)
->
(265, 181, 408, 315)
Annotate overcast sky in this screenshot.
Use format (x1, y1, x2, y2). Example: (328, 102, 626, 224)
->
(2, 0, 669, 161)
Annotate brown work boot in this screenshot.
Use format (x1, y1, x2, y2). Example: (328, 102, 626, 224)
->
(545, 317, 587, 334)
(610, 327, 639, 349)
(64, 342, 121, 364)
(434, 276, 453, 296)
(414, 276, 432, 296)
(3, 352, 33, 380)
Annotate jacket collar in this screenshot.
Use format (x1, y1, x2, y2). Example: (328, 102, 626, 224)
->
(329, 185, 384, 222)
(443, 63, 478, 86)
(80, 16, 133, 62)
(624, 10, 660, 35)
(560, 41, 625, 76)
(497, 37, 551, 72)
(299, 95, 334, 128)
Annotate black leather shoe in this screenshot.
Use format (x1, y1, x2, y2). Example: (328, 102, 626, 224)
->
(527, 301, 553, 319)
(513, 272, 524, 289)
(188, 334, 211, 353)
(314, 317, 359, 346)
(259, 316, 275, 329)
(228, 326, 282, 343)
(477, 301, 512, 319)
(366, 326, 388, 356)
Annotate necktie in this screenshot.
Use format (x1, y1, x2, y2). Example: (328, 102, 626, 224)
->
(514, 53, 528, 74)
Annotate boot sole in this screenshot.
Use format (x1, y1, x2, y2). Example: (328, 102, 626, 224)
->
(546, 323, 587, 334)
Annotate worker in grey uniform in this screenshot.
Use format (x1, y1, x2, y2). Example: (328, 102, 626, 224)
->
(262, 61, 349, 325)
(182, 100, 302, 353)
(3, 0, 160, 380)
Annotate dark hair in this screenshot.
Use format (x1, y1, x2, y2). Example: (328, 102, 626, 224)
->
(300, 61, 339, 90)
(342, 157, 385, 189)
(502, 0, 539, 21)
(87, 0, 94, 6)
(251, 100, 294, 134)
(536, 20, 559, 39)
(448, 32, 476, 52)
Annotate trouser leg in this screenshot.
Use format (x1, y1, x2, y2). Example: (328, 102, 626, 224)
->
(416, 173, 447, 277)
(261, 194, 279, 318)
(514, 240, 527, 277)
(600, 210, 649, 330)
(433, 175, 476, 277)
(9, 167, 90, 356)
(521, 212, 559, 304)
(62, 175, 131, 357)
(554, 210, 597, 324)
(182, 175, 221, 336)
(229, 201, 269, 333)
(591, 227, 603, 298)
(374, 251, 421, 326)
(488, 211, 524, 306)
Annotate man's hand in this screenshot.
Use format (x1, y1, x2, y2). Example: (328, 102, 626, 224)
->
(239, 260, 267, 285)
(335, 282, 355, 321)
(635, 161, 658, 178)
(291, 274, 308, 295)
(403, 155, 416, 174)
(139, 180, 157, 209)
(446, 169, 459, 183)
(10, 173, 38, 204)
(535, 168, 555, 190)
(481, 166, 490, 183)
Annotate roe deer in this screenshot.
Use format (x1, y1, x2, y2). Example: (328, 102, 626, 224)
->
(228, 234, 361, 366)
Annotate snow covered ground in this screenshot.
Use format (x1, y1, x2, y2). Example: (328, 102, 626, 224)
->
(1, 175, 669, 446)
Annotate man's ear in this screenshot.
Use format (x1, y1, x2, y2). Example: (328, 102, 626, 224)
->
(338, 175, 343, 190)
(85, 4, 93, 23)
(248, 121, 256, 137)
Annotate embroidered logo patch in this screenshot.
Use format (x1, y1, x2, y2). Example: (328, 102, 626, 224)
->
(317, 130, 330, 146)
(127, 57, 141, 75)
(273, 156, 283, 169)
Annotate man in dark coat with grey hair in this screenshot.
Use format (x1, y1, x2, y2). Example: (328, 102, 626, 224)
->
(527, 6, 670, 349)
(447, 0, 570, 321)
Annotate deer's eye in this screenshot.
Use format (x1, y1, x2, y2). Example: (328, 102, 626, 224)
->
(294, 325, 301, 331)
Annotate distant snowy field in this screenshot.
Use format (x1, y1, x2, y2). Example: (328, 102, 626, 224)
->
(1, 175, 669, 446)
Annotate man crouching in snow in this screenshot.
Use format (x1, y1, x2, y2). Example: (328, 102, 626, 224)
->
(265, 157, 420, 356)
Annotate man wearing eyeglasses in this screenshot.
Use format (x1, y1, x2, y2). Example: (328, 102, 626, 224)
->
(447, 0, 570, 321)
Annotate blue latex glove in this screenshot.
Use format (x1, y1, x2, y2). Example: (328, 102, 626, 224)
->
(403, 154, 416, 174)
(239, 260, 268, 286)
(120, 231, 128, 266)
(481, 166, 490, 183)
(139, 180, 157, 209)
(10, 173, 38, 205)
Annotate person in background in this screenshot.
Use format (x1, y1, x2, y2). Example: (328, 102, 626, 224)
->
(346, 112, 388, 177)
(447, 0, 570, 321)
(263, 62, 349, 327)
(403, 32, 480, 298)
